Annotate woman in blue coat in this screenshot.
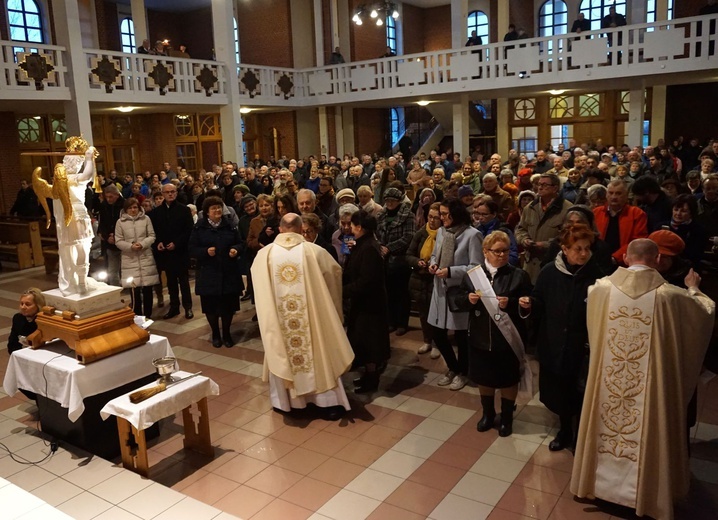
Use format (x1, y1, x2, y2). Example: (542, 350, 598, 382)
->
(190, 196, 244, 347)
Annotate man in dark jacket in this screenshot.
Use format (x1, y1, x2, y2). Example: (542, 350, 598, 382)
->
(96, 184, 124, 286)
(150, 183, 194, 319)
(10, 180, 40, 217)
(631, 176, 673, 232)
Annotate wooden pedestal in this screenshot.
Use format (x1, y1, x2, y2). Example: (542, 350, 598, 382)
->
(117, 397, 213, 477)
(28, 306, 149, 364)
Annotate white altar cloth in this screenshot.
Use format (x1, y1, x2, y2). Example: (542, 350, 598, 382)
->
(100, 371, 219, 430)
(3, 335, 173, 422)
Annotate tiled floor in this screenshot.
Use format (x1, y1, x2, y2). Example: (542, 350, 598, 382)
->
(1, 266, 718, 519)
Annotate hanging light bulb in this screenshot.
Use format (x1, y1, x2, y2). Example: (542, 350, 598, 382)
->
(356, 18, 362, 25)
(376, 17, 383, 26)
(370, 9, 378, 18)
(352, 13, 359, 23)
(392, 9, 399, 19)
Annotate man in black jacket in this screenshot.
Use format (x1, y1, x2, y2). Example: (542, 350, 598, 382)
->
(150, 183, 194, 319)
(97, 184, 124, 286)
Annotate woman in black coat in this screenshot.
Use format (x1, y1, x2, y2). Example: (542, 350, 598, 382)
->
(343, 210, 391, 393)
(451, 231, 532, 437)
(527, 223, 605, 452)
(189, 196, 244, 348)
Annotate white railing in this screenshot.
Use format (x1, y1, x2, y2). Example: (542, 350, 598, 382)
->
(83, 49, 229, 104)
(0, 40, 69, 99)
(238, 14, 718, 107)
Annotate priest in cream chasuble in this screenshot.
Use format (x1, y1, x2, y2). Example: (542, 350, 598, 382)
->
(571, 239, 714, 520)
(251, 214, 354, 412)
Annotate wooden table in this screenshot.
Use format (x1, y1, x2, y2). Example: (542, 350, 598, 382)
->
(100, 371, 219, 476)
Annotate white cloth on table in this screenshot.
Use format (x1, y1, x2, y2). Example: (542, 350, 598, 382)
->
(100, 371, 219, 430)
(2, 335, 173, 422)
(268, 372, 350, 412)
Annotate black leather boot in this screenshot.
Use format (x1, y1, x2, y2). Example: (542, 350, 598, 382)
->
(354, 371, 379, 394)
(477, 395, 496, 432)
(498, 398, 515, 437)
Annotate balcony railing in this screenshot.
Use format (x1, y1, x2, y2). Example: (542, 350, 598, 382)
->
(237, 14, 718, 107)
(0, 40, 69, 99)
(84, 50, 229, 104)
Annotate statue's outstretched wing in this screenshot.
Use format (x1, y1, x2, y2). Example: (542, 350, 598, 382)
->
(51, 164, 73, 227)
(31, 166, 53, 229)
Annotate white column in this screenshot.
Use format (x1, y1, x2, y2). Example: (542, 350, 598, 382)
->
(452, 95, 470, 158)
(318, 107, 329, 156)
(130, 0, 149, 43)
(292, 0, 315, 68)
(337, 0, 351, 61)
(650, 86, 667, 145)
(334, 108, 345, 157)
(314, 0, 325, 66)
(212, 0, 244, 165)
(496, 98, 509, 156)
(655, 0, 669, 20)
(627, 89, 645, 148)
(497, 0, 510, 42)
(342, 107, 355, 156)
(297, 109, 321, 157)
(451, 0, 468, 49)
(52, 0, 93, 140)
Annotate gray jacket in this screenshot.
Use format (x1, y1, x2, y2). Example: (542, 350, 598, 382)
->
(115, 209, 160, 288)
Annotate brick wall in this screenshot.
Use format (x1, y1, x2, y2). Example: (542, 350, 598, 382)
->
(666, 83, 718, 144)
(423, 6, 452, 52)
(322, 0, 332, 64)
(402, 3, 424, 54)
(237, 0, 293, 67)
(509, 0, 534, 38)
(257, 112, 298, 160)
(676, 0, 710, 18)
(95, 1, 120, 51)
(0, 112, 23, 214)
(354, 108, 389, 157)
(349, 0, 388, 61)
(135, 113, 177, 173)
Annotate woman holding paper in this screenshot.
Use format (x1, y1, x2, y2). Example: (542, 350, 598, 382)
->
(450, 231, 532, 437)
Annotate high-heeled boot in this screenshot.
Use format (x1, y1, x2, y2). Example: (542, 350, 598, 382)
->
(498, 398, 516, 437)
(477, 395, 496, 432)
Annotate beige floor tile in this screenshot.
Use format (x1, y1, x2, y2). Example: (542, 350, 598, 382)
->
(486, 435, 541, 462)
(369, 450, 425, 478)
(118, 482, 185, 518)
(151, 496, 223, 520)
(345, 468, 404, 501)
(390, 432, 443, 458)
(470, 452, 528, 482)
(56, 491, 113, 520)
(316, 489, 381, 520)
(180, 472, 240, 505)
(429, 493, 493, 520)
(411, 417, 461, 441)
(88, 469, 153, 504)
(29, 477, 83, 507)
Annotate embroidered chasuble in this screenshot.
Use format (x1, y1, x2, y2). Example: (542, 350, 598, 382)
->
(571, 267, 714, 520)
(251, 232, 354, 400)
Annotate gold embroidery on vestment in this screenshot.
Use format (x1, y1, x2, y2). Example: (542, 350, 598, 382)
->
(276, 293, 312, 374)
(276, 261, 301, 286)
(597, 309, 651, 461)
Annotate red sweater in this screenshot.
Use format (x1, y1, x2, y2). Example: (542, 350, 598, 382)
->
(593, 204, 648, 264)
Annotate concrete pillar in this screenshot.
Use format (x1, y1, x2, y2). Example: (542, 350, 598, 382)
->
(655, 0, 669, 20)
(452, 95, 470, 158)
(650, 86, 667, 145)
(337, 0, 351, 61)
(627, 89, 645, 148)
(52, 0, 93, 141)
(335, 108, 345, 157)
(297, 109, 321, 157)
(496, 97, 509, 156)
(292, 0, 315, 68)
(497, 0, 510, 42)
(130, 0, 149, 43)
(342, 107, 355, 156)
(318, 107, 330, 156)
(211, 0, 244, 165)
(451, 0, 469, 49)
(314, 0, 325, 66)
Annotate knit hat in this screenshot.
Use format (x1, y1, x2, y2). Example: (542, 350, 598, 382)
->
(518, 190, 536, 203)
(518, 167, 534, 178)
(458, 185, 474, 198)
(239, 194, 257, 209)
(335, 188, 356, 202)
(233, 184, 249, 194)
(648, 230, 685, 256)
(383, 187, 403, 201)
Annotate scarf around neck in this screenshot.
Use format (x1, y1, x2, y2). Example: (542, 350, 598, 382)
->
(420, 224, 438, 261)
(437, 224, 469, 269)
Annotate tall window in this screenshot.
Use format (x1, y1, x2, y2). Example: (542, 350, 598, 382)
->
(579, 0, 627, 31)
(120, 18, 135, 53)
(234, 17, 240, 64)
(539, 1, 568, 38)
(7, 0, 45, 44)
(390, 108, 404, 145)
(467, 10, 489, 44)
(647, 0, 675, 23)
(386, 16, 397, 54)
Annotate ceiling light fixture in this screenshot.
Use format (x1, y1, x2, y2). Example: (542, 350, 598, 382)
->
(239, 107, 252, 114)
(116, 106, 135, 113)
(353, 3, 399, 26)
(417, 100, 430, 106)
(549, 89, 565, 95)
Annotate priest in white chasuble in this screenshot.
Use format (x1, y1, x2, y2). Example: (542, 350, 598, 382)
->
(251, 213, 354, 419)
(571, 239, 715, 520)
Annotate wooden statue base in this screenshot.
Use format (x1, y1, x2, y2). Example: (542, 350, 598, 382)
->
(28, 306, 149, 364)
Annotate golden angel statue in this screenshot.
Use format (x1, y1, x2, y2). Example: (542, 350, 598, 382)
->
(32, 136, 99, 296)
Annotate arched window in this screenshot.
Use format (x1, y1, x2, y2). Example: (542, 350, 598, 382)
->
(467, 10, 489, 44)
(539, 1, 568, 38)
(234, 17, 240, 64)
(120, 17, 135, 53)
(579, 0, 627, 31)
(390, 107, 404, 145)
(7, 0, 45, 44)
(386, 16, 397, 54)
(646, 0, 674, 23)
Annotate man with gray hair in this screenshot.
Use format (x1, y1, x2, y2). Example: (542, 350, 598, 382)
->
(97, 183, 124, 286)
(480, 172, 515, 220)
(297, 188, 336, 242)
(572, 237, 714, 518)
(252, 212, 355, 421)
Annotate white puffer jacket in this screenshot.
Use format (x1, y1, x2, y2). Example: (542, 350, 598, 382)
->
(114, 208, 160, 287)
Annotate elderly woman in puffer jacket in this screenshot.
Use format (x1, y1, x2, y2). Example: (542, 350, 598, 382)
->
(115, 197, 160, 318)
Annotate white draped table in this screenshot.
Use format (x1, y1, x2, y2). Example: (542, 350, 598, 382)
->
(3, 334, 174, 422)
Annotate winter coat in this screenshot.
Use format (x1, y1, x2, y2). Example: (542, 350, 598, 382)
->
(406, 226, 435, 304)
(149, 201, 194, 272)
(189, 217, 244, 297)
(427, 226, 484, 330)
(114, 209, 160, 288)
(514, 195, 573, 282)
(376, 203, 416, 265)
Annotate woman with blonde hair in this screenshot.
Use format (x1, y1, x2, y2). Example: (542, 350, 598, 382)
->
(357, 185, 382, 217)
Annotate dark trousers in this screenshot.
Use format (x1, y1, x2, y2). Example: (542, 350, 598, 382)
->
(431, 326, 468, 374)
(386, 263, 412, 329)
(166, 269, 192, 311)
(132, 286, 154, 318)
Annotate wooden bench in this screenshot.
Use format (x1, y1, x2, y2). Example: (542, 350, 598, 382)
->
(0, 220, 44, 269)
